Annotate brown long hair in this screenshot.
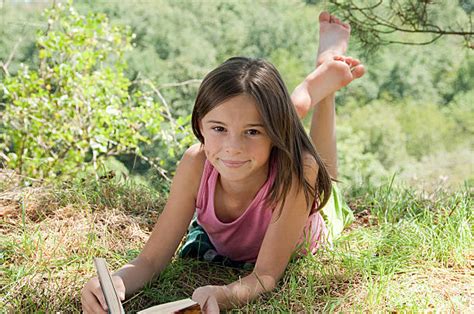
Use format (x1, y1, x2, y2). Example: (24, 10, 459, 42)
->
(192, 57, 332, 214)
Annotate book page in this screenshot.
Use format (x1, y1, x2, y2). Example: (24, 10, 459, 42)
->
(137, 298, 200, 314)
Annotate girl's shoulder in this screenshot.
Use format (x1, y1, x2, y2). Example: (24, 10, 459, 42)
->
(182, 143, 206, 165)
(176, 143, 207, 197)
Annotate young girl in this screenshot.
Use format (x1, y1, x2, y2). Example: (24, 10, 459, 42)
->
(81, 12, 364, 313)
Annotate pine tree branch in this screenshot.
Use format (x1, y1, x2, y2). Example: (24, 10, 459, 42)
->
(330, 0, 473, 49)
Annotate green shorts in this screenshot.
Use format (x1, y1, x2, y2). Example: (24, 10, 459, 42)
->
(178, 218, 255, 270)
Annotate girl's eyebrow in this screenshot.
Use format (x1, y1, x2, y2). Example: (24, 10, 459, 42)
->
(205, 120, 264, 127)
(204, 120, 225, 125)
(246, 123, 265, 128)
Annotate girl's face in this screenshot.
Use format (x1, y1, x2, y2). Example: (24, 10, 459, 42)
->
(200, 94, 273, 183)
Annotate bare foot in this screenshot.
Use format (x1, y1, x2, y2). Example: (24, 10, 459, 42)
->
(334, 55, 365, 80)
(316, 11, 351, 67)
(292, 56, 365, 118)
(291, 12, 363, 118)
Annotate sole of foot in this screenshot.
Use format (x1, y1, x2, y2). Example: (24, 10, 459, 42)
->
(316, 11, 351, 67)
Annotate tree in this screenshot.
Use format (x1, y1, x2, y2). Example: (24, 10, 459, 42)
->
(329, 0, 473, 52)
(0, 2, 190, 181)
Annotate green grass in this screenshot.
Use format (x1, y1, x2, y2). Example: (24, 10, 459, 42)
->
(0, 174, 472, 312)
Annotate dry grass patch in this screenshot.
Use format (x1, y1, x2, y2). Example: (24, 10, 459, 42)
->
(0, 177, 163, 311)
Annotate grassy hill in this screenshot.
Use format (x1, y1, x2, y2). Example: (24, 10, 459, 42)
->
(1, 172, 471, 312)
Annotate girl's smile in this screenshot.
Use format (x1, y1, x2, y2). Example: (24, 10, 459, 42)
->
(200, 94, 273, 184)
(220, 159, 248, 168)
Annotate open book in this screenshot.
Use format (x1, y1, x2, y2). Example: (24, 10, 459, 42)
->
(93, 258, 201, 314)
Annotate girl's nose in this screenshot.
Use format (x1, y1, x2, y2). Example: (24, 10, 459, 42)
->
(224, 134, 243, 153)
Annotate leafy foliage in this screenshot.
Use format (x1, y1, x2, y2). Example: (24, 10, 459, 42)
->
(337, 96, 473, 187)
(0, 2, 192, 181)
(0, 0, 472, 188)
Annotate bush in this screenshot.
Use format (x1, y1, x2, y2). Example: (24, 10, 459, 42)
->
(446, 90, 474, 145)
(340, 101, 410, 170)
(397, 102, 458, 159)
(337, 98, 470, 188)
(337, 123, 388, 186)
(0, 2, 190, 181)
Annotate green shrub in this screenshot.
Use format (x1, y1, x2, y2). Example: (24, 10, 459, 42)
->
(0, 2, 190, 181)
(340, 101, 410, 170)
(446, 90, 474, 144)
(337, 124, 388, 186)
(397, 102, 458, 159)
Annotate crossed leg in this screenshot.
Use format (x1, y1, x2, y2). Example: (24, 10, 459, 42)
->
(290, 11, 366, 178)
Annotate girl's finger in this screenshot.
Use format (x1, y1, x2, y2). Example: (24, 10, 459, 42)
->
(82, 290, 107, 314)
(113, 276, 126, 301)
(93, 286, 109, 312)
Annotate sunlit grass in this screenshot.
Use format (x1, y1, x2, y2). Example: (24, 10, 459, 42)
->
(0, 174, 472, 312)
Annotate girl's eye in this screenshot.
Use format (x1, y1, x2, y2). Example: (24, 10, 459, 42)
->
(246, 129, 260, 136)
(212, 126, 225, 132)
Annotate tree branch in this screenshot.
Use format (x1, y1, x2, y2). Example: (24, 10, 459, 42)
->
(330, 0, 473, 49)
(0, 38, 22, 77)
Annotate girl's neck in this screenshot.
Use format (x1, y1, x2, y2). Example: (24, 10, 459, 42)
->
(218, 163, 269, 198)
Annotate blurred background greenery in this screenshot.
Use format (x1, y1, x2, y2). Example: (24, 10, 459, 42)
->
(0, 0, 472, 192)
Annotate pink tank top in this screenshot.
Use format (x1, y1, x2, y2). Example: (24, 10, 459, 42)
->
(196, 159, 327, 262)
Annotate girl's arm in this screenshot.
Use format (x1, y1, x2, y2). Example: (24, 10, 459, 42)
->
(192, 155, 319, 311)
(82, 144, 205, 313)
(118, 144, 205, 294)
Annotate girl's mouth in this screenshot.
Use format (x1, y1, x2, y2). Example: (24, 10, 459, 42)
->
(220, 159, 248, 168)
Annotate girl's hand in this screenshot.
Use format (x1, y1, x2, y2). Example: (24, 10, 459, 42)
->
(81, 275, 125, 314)
(192, 285, 220, 314)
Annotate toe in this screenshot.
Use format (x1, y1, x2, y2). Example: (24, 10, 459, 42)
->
(351, 65, 365, 78)
(350, 58, 361, 66)
(339, 56, 361, 68)
(343, 56, 355, 66)
(319, 11, 330, 23)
